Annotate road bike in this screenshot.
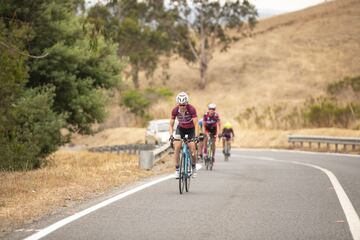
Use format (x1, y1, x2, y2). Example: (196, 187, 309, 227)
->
(205, 134, 215, 170)
(223, 137, 231, 161)
(178, 136, 195, 194)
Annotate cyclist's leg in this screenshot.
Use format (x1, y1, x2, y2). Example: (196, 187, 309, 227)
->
(212, 137, 216, 162)
(188, 141, 196, 166)
(198, 137, 204, 157)
(187, 127, 196, 166)
(174, 126, 183, 170)
(222, 137, 225, 154)
(203, 131, 209, 156)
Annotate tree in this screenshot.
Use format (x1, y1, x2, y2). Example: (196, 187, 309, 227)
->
(0, 20, 67, 170)
(87, 1, 174, 88)
(1, 0, 124, 133)
(169, 0, 258, 89)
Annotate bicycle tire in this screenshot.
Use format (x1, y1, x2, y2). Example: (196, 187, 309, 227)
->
(208, 137, 214, 170)
(224, 141, 229, 161)
(185, 161, 191, 192)
(179, 153, 185, 194)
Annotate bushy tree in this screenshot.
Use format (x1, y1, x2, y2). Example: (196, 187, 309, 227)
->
(86, 1, 174, 88)
(0, 20, 67, 171)
(1, 0, 123, 133)
(169, 0, 258, 88)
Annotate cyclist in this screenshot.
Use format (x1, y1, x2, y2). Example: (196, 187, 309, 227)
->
(169, 92, 199, 178)
(202, 103, 221, 162)
(220, 122, 235, 156)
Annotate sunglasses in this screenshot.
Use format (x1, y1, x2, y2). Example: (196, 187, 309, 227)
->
(208, 108, 215, 110)
(179, 104, 187, 107)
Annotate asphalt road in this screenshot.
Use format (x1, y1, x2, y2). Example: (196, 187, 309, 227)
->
(18, 149, 360, 240)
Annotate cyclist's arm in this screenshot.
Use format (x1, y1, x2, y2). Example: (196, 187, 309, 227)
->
(169, 118, 175, 136)
(217, 120, 221, 136)
(193, 117, 199, 136)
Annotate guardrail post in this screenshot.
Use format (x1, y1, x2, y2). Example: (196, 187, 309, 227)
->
(335, 144, 338, 152)
(139, 151, 154, 170)
(327, 143, 330, 151)
(353, 145, 356, 151)
(309, 142, 312, 148)
(318, 142, 321, 150)
(344, 144, 347, 151)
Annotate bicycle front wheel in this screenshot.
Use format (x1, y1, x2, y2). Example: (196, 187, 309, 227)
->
(185, 155, 192, 192)
(179, 153, 185, 194)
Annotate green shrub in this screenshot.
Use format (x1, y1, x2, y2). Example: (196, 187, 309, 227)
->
(0, 87, 67, 171)
(303, 97, 356, 128)
(121, 90, 151, 117)
(121, 87, 173, 120)
(327, 76, 360, 94)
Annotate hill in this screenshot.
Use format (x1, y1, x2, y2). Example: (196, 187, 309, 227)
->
(143, 0, 360, 124)
(76, 0, 360, 147)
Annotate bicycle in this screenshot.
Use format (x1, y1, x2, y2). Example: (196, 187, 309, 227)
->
(223, 137, 231, 161)
(205, 134, 215, 170)
(177, 135, 196, 194)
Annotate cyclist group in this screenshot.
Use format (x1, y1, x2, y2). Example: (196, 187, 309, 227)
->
(169, 92, 235, 179)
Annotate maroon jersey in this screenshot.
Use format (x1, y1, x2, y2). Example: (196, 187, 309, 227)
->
(222, 128, 234, 138)
(203, 112, 220, 129)
(171, 104, 197, 129)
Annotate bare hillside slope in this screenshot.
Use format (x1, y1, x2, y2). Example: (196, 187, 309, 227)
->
(147, 0, 360, 123)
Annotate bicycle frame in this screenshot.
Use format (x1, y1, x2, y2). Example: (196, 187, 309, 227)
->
(181, 141, 192, 177)
(205, 135, 215, 170)
(179, 137, 193, 194)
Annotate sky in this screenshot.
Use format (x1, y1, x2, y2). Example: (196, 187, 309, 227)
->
(87, 0, 328, 17)
(250, 0, 326, 12)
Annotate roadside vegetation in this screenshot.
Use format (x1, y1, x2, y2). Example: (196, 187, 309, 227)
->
(0, 150, 173, 233)
(1, 0, 258, 171)
(236, 76, 360, 130)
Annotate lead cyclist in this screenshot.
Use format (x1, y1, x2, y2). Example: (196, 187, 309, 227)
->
(169, 92, 199, 178)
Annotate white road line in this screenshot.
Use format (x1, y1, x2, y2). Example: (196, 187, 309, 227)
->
(24, 175, 174, 240)
(235, 154, 360, 240)
(24, 163, 202, 240)
(231, 148, 360, 158)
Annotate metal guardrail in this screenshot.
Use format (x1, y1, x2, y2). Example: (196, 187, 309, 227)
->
(88, 143, 172, 170)
(288, 135, 360, 152)
(88, 144, 155, 154)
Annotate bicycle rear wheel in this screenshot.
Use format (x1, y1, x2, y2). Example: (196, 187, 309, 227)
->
(224, 141, 229, 161)
(179, 153, 185, 194)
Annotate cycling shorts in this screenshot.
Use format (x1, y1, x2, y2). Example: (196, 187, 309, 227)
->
(175, 126, 195, 139)
(205, 126, 217, 137)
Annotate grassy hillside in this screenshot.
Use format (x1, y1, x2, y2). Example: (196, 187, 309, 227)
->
(139, 0, 360, 126)
(86, 0, 360, 145)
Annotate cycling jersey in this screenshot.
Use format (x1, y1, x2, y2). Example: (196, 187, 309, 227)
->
(171, 104, 197, 129)
(222, 128, 235, 140)
(203, 112, 220, 128)
(203, 112, 220, 136)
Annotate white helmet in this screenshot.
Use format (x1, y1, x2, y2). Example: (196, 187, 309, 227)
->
(208, 103, 216, 109)
(176, 92, 189, 104)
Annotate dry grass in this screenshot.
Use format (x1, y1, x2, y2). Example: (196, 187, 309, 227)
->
(0, 150, 173, 233)
(70, 127, 146, 148)
(232, 128, 360, 150)
(142, 0, 360, 127)
(2, 0, 360, 235)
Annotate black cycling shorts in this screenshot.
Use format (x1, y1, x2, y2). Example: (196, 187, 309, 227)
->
(205, 126, 217, 137)
(176, 126, 195, 139)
